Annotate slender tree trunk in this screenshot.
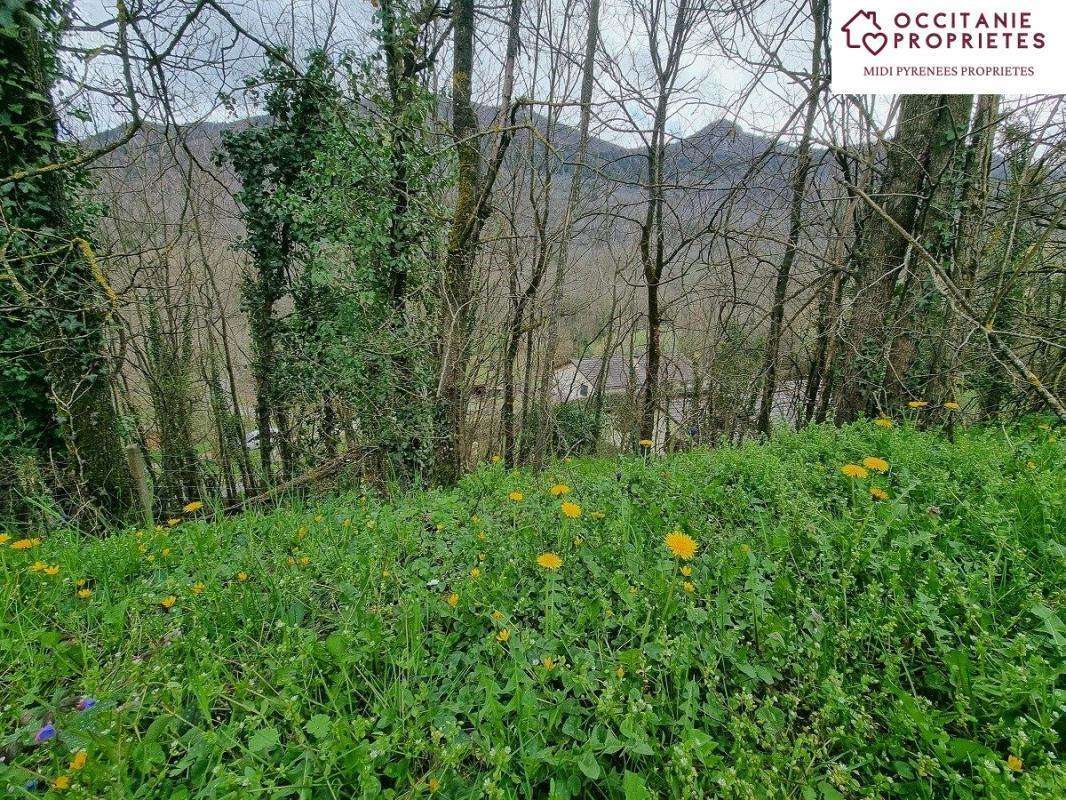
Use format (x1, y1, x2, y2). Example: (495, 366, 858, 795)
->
(940, 94, 999, 402)
(533, 0, 601, 466)
(757, 0, 824, 435)
(636, 0, 689, 444)
(435, 0, 522, 482)
(435, 0, 482, 483)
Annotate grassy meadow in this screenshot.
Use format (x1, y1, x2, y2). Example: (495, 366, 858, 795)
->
(1, 420, 1063, 798)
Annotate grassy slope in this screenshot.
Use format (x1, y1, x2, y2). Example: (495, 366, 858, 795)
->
(1, 421, 1063, 799)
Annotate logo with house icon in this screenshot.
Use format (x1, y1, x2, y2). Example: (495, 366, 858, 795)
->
(841, 9, 888, 56)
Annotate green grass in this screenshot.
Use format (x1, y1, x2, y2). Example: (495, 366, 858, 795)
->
(1, 421, 1063, 798)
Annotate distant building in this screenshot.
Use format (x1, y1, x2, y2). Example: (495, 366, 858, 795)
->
(551, 353, 699, 450)
(551, 353, 694, 404)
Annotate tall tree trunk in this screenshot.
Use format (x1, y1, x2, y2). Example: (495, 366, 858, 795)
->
(1, 2, 134, 520)
(533, 0, 601, 466)
(435, 0, 522, 482)
(637, 0, 689, 443)
(756, 0, 824, 435)
(939, 94, 999, 402)
(835, 94, 972, 422)
(435, 0, 482, 483)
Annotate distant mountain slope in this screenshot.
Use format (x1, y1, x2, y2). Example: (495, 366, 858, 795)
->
(84, 101, 805, 194)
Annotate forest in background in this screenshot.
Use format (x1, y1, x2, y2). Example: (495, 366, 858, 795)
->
(1, 0, 1064, 528)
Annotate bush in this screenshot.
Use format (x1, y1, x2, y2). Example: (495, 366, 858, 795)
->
(553, 399, 602, 456)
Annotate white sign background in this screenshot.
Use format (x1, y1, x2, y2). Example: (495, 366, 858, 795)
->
(831, 1, 1066, 93)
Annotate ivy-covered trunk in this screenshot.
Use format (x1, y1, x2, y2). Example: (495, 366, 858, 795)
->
(1, 1, 134, 522)
(145, 299, 201, 509)
(434, 0, 479, 484)
(834, 94, 972, 422)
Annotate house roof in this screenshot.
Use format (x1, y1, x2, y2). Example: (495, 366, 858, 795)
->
(571, 353, 694, 391)
(554, 352, 695, 403)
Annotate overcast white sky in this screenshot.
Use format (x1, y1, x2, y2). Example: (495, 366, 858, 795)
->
(70, 0, 829, 145)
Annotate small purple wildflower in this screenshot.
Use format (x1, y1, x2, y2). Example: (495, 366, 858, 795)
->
(76, 696, 97, 711)
(34, 723, 56, 743)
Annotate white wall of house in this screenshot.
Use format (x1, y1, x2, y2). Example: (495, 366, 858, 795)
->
(552, 362, 594, 404)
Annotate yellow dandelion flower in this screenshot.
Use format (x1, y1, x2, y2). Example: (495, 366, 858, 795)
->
(29, 560, 47, 573)
(298, 555, 310, 566)
(943, 401, 960, 410)
(70, 750, 88, 771)
(382, 568, 390, 577)
(183, 501, 204, 513)
(77, 588, 92, 599)
(236, 571, 248, 582)
(476, 531, 486, 541)
(542, 656, 556, 671)
(1006, 755, 1023, 772)
(841, 464, 869, 479)
(508, 491, 524, 502)
(907, 400, 928, 409)
(1026, 460, 1036, 470)
(862, 457, 889, 473)
(873, 417, 893, 428)
(496, 628, 510, 643)
(161, 548, 171, 557)
(536, 552, 563, 570)
(446, 592, 459, 607)
(160, 595, 176, 610)
(11, 537, 41, 550)
(44, 565, 60, 576)
(470, 567, 481, 578)
(53, 775, 71, 790)
(616, 666, 625, 678)
(190, 582, 205, 595)
(560, 501, 582, 519)
(638, 439, 654, 447)
(869, 487, 888, 501)
(491, 455, 502, 463)
(138, 543, 147, 553)
(682, 581, 695, 593)
(428, 777, 441, 793)
(166, 518, 181, 527)
(680, 565, 692, 577)
(664, 530, 698, 560)
(491, 610, 504, 621)
(549, 483, 571, 496)
(342, 518, 351, 528)
(0, 534, 9, 544)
